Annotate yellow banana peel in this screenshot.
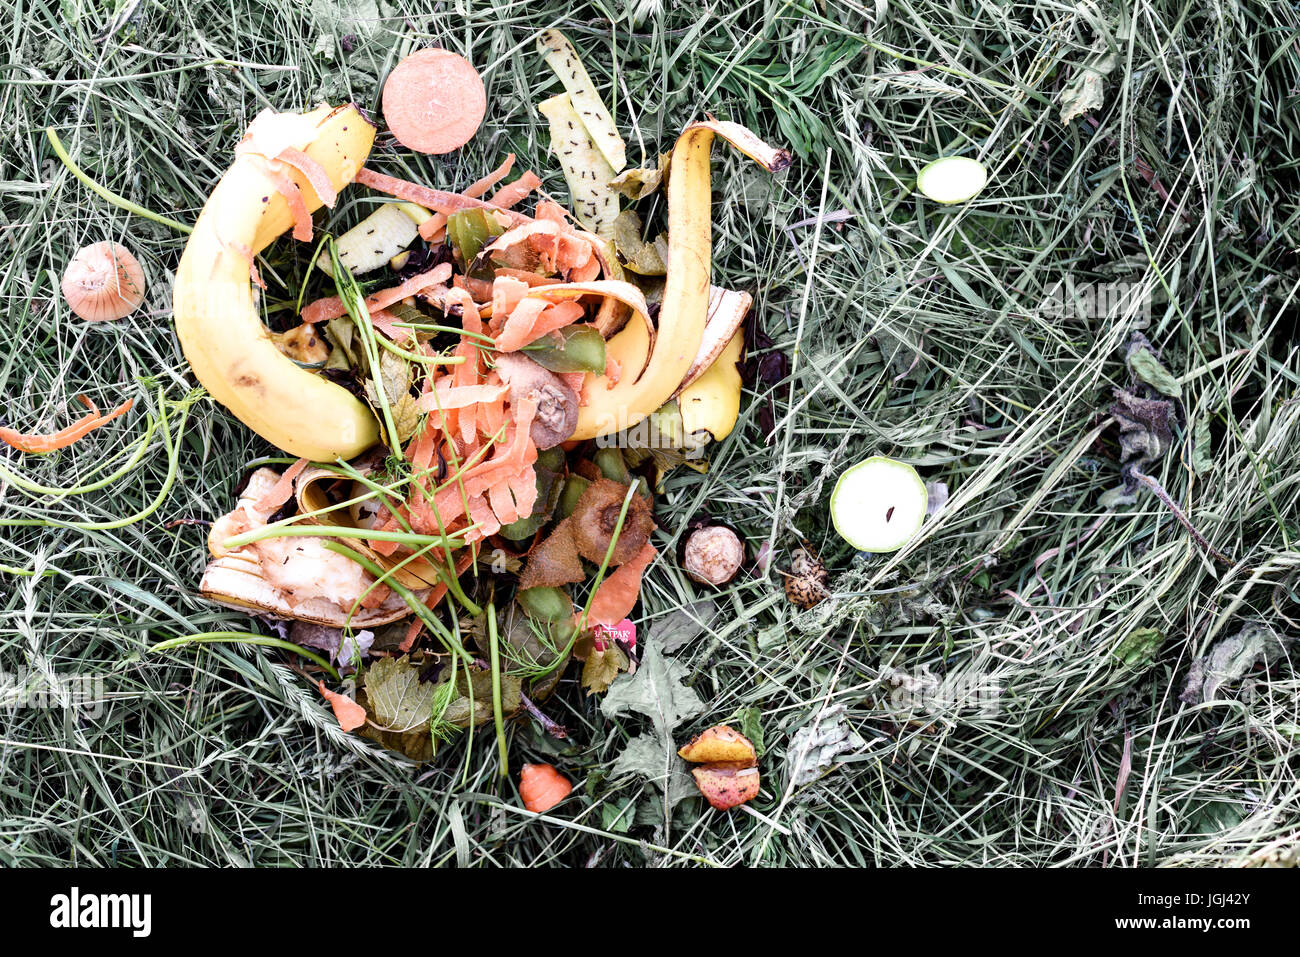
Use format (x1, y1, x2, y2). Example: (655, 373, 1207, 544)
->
(573, 120, 789, 440)
(679, 325, 744, 441)
(173, 104, 379, 460)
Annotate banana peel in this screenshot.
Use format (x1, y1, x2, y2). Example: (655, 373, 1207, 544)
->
(679, 323, 745, 442)
(173, 104, 379, 461)
(572, 120, 789, 440)
(201, 468, 425, 627)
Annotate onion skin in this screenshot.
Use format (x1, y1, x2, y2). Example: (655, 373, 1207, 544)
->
(61, 241, 146, 321)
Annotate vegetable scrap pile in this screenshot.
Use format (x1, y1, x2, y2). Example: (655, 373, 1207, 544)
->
(156, 31, 794, 810)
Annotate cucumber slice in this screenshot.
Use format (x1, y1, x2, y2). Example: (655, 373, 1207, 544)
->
(916, 156, 988, 204)
(830, 456, 928, 552)
(320, 204, 419, 276)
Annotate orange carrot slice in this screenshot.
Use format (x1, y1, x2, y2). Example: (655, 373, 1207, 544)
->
(0, 395, 133, 454)
(382, 49, 486, 155)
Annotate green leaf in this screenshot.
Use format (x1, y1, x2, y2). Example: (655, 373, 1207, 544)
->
(1114, 627, 1164, 669)
(363, 656, 436, 733)
(600, 797, 636, 833)
(735, 706, 766, 757)
(602, 640, 705, 737)
(1192, 417, 1213, 475)
(522, 324, 607, 374)
(443, 671, 522, 727)
(1127, 345, 1182, 399)
(608, 732, 699, 810)
(602, 641, 706, 814)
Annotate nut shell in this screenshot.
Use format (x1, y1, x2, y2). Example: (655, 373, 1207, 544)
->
(682, 526, 744, 586)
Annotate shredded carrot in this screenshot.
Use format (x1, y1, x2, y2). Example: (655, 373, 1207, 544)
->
(486, 170, 542, 211)
(256, 457, 309, 511)
(355, 167, 531, 227)
(419, 153, 518, 241)
(0, 396, 134, 454)
(276, 147, 338, 208)
(302, 263, 452, 325)
(419, 381, 509, 412)
(263, 165, 314, 242)
(493, 267, 562, 287)
(494, 299, 584, 352)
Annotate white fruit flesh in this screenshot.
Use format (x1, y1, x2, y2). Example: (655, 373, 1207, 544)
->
(831, 456, 928, 552)
(320, 203, 418, 276)
(916, 156, 988, 204)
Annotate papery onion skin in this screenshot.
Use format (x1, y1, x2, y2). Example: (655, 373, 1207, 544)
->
(61, 241, 146, 322)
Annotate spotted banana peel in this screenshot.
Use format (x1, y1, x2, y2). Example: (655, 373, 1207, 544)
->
(572, 119, 790, 441)
(172, 104, 379, 460)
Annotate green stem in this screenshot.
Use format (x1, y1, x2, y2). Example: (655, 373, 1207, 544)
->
(147, 631, 340, 681)
(487, 601, 508, 778)
(220, 523, 467, 550)
(46, 128, 192, 234)
(321, 540, 472, 664)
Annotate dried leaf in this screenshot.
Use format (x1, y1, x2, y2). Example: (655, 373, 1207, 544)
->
(1059, 48, 1118, 126)
(609, 209, 668, 275)
(1111, 387, 1174, 471)
(581, 643, 628, 695)
(1180, 622, 1290, 704)
(443, 671, 523, 726)
(653, 598, 719, 655)
(609, 159, 667, 200)
(787, 703, 866, 787)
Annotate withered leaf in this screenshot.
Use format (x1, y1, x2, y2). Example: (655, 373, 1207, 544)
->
(1111, 387, 1174, 470)
(581, 643, 628, 695)
(364, 655, 436, 733)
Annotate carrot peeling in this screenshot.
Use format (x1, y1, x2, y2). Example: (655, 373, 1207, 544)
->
(0, 395, 134, 454)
